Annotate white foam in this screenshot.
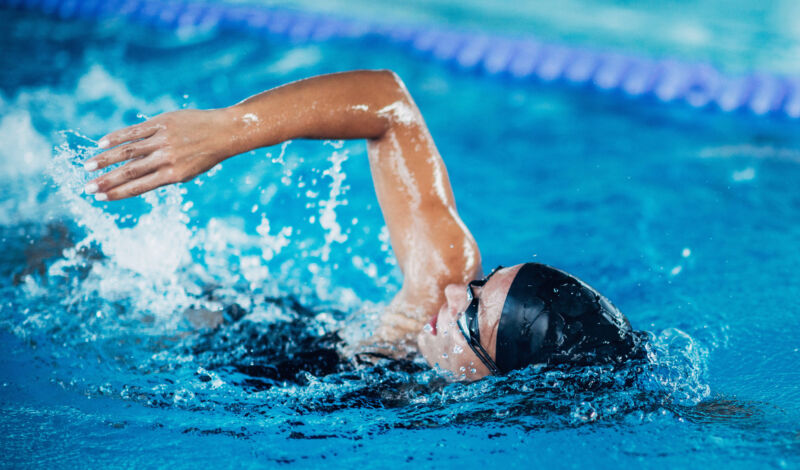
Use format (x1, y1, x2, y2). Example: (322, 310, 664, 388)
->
(0, 110, 51, 177)
(3, 64, 386, 335)
(0, 109, 55, 225)
(256, 216, 293, 262)
(45, 139, 196, 320)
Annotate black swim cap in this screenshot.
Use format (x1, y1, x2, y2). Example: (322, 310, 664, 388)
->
(495, 263, 641, 373)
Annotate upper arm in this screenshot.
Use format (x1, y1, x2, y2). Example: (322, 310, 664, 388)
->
(366, 72, 482, 339)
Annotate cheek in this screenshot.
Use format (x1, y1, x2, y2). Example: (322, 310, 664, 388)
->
(418, 331, 476, 379)
(437, 312, 459, 338)
(416, 329, 441, 365)
(417, 329, 454, 367)
(446, 341, 476, 377)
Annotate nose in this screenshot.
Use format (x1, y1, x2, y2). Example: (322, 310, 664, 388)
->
(444, 284, 469, 315)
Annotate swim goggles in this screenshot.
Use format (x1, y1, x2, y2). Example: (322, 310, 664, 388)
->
(456, 266, 503, 376)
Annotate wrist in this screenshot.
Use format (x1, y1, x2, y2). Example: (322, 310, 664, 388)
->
(211, 105, 251, 156)
(221, 102, 288, 153)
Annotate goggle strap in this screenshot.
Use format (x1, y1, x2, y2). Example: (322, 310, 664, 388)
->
(457, 316, 500, 375)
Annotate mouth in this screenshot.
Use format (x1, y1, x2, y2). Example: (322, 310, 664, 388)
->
(428, 313, 438, 335)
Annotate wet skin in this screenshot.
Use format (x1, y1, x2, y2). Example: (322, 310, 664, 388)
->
(417, 265, 522, 379)
(88, 70, 507, 380)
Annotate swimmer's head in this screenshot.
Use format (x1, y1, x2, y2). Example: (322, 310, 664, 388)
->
(416, 263, 642, 380)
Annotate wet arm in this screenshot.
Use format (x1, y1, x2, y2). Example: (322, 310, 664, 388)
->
(87, 70, 407, 195)
(87, 70, 481, 343)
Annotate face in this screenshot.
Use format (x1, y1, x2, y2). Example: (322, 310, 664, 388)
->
(416, 265, 523, 380)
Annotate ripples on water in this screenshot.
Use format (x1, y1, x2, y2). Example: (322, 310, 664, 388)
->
(4, 10, 796, 466)
(1, 130, 723, 435)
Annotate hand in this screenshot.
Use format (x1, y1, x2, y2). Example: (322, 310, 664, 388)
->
(84, 108, 240, 201)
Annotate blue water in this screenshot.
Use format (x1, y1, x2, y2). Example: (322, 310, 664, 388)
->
(2, 3, 800, 469)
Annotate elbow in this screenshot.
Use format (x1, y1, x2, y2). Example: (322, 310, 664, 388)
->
(370, 69, 410, 100)
(376, 69, 402, 83)
(367, 69, 419, 131)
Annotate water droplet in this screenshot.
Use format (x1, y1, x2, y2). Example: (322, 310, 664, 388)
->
(470, 368, 477, 374)
(453, 345, 464, 354)
(423, 323, 433, 333)
(441, 353, 448, 359)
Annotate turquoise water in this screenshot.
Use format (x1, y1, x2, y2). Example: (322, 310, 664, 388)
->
(2, 2, 800, 468)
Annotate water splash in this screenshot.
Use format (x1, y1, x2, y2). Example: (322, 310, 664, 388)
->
(0, 64, 380, 336)
(315, 141, 350, 262)
(0, 62, 717, 437)
(0, 108, 57, 225)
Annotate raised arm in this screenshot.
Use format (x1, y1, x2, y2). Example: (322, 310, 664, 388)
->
(87, 70, 482, 344)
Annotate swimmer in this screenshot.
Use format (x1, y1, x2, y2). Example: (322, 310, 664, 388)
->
(85, 70, 643, 380)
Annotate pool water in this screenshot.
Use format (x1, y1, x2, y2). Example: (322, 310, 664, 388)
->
(2, 2, 800, 468)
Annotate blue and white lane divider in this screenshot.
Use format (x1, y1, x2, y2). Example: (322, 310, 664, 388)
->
(4, 0, 800, 119)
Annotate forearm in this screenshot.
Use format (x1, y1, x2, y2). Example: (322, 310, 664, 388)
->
(223, 70, 411, 153)
(84, 70, 417, 200)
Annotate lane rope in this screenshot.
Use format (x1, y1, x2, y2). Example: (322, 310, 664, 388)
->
(4, 0, 800, 119)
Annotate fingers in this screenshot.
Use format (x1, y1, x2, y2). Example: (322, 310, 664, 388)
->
(85, 152, 164, 195)
(96, 171, 171, 202)
(97, 123, 160, 150)
(85, 138, 163, 172)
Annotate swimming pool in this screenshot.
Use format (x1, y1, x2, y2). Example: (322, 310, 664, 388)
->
(2, 1, 800, 468)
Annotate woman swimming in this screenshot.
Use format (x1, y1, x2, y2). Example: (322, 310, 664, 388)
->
(84, 70, 643, 380)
